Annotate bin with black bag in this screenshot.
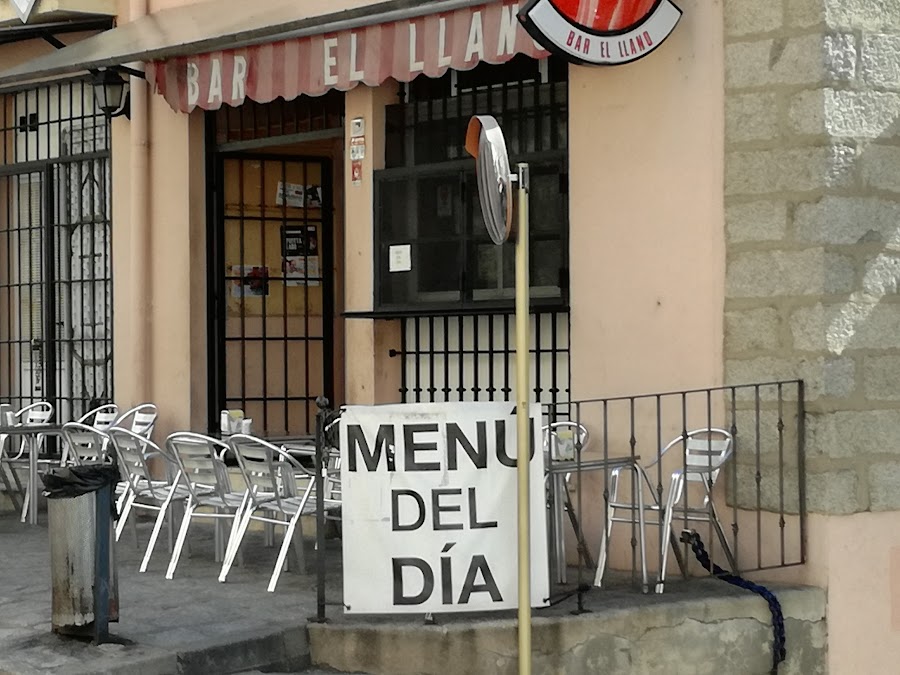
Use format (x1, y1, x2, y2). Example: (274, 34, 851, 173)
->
(41, 464, 120, 643)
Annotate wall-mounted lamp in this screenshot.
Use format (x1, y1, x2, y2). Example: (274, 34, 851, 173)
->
(92, 69, 130, 119)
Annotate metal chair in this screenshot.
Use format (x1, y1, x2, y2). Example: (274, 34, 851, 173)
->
(219, 434, 340, 592)
(542, 421, 594, 584)
(0, 402, 55, 521)
(114, 404, 158, 439)
(594, 428, 735, 593)
(78, 404, 120, 431)
(108, 427, 188, 569)
(61, 422, 111, 466)
(164, 432, 247, 580)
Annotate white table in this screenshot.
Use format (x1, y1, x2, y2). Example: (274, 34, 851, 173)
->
(0, 424, 66, 525)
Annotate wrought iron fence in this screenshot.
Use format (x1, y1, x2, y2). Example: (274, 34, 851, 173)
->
(390, 310, 570, 409)
(544, 379, 806, 608)
(311, 379, 806, 620)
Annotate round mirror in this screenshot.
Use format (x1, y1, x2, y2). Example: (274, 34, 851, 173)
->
(465, 115, 513, 245)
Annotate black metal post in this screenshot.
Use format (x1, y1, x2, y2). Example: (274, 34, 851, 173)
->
(313, 397, 328, 623)
(93, 483, 111, 644)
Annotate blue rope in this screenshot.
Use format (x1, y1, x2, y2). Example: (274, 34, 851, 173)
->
(680, 530, 786, 674)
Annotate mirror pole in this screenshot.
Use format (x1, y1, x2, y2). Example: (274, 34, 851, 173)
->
(515, 162, 531, 675)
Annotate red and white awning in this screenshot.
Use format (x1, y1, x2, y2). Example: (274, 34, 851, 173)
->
(146, 1, 548, 113)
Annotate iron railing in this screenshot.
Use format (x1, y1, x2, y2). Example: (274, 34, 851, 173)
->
(390, 310, 571, 409)
(312, 379, 806, 620)
(544, 380, 806, 609)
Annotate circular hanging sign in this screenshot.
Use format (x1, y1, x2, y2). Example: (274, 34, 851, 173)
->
(519, 0, 682, 66)
(465, 115, 513, 246)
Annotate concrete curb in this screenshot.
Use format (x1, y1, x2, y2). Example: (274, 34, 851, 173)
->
(64, 623, 312, 675)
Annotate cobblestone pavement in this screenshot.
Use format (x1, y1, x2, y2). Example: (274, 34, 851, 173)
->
(0, 510, 340, 675)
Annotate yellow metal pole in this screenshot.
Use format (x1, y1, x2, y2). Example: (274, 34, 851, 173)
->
(515, 163, 531, 675)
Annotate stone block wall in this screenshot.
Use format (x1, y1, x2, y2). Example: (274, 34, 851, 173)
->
(724, 0, 900, 514)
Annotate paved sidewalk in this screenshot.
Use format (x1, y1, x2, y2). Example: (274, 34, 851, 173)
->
(0, 511, 339, 675)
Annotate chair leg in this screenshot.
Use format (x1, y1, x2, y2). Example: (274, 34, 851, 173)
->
(268, 512, 303, 592)
(141, 498, 177, 573)
(218, 505, 255, 583)
(655, 476, 682, 594)
(593, 471, 620, 588)
(221, 493, 249, 571)
(166, 500, 196, 580)
(553, 474, 566, 584)
(19, 481, 29, 523)
(115, 492, 137, 541)
(709, 500, 738, 572)
(633, 468, 649, 593)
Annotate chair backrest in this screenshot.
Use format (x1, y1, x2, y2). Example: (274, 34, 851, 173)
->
(166, 432, 231, 501)
(78, 404, 120, 431)
(229, 434, 309, 511)
(115, 404, 158, 438)
(542, 421, 590, 461)
(662, 428, 733, 485)
(16, 402, 54, 426)
(61, 422, 110, 466)
(108, 427, 172, 501)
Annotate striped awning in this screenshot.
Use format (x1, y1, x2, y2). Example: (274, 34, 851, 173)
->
(147, 0, 548, 113)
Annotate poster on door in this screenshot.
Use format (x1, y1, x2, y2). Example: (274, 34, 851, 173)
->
(282, 225, 320, 287)
(339, 401, 549, 615)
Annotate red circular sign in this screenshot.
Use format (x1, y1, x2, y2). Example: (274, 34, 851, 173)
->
(549, 0, 660, 32)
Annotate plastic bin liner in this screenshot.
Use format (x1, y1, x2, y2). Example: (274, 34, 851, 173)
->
(41, 465, 120, 513)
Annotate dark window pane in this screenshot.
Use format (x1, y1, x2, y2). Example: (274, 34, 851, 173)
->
(379, 179, 412, 239)
(373, 56, 569, 312)
(531, 168, 566, 234)
(418, 176, 460, 237)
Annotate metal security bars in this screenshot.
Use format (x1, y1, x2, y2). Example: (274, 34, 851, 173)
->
(375, 55, 569, 313)
(391, 310, 570, 409)
(543, 380, 806, 608)
(0, 78, 113, 423)
(213, 91, 344, 150)
(209, 154, 334, 437)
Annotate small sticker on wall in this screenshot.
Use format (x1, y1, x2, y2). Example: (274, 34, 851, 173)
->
(276, 182, 305, 208)
(350, 136, 366, 161)
(389, 245, 412, 273)
(351, 160, 363, 186)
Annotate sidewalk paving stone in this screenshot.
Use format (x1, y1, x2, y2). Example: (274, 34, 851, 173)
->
(0, 511, 339, 675)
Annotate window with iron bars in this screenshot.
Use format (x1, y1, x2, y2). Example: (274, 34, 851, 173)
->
(374, 55, 569, 313)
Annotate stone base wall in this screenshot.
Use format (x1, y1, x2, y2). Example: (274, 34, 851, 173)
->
(310, 586, 826, 675)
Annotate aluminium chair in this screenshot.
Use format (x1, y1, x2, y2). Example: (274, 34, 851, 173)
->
(61, 422, 112, 466)
(108, 427, 189, 568)
(114, 404, 158, 439)
(78, 404, 120, 431)
(219, 434, 340, 592)
(164, 432, 248, 580)
(0, 402, 55, 521)
(594, 428, 735, 594)
(542, 421, 594, 584)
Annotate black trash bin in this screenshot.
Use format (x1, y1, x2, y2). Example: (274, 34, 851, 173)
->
(41, 464, 120, 642)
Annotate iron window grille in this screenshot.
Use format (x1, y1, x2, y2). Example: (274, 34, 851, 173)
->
(0, 77, 113, 423)
(374, 55, 569, 314)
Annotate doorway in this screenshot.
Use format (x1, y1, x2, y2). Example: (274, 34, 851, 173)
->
(209, 154, 335, 437)
(0, 81, 113, 423)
